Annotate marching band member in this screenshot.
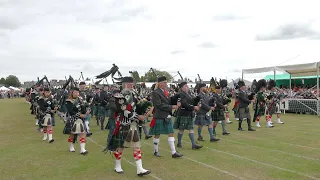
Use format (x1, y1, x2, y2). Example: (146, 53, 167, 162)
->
(253, 79, 267, 127)
(236, 81, 256, 131)
(149, 76, 183, 158)
(211, 85, 230, 135)
(105, 77, 151, 176)
(175, 81, 203, 149)
(194, 83, 218, 142)
(63, 87, 89, 155)
(266, 80, 284, 126)
(37, 87, 58, 143)
(79, 82, 93, 136)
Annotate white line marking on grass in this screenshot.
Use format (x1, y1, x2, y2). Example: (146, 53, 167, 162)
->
(87, 137, 163, 180)
(181, 141, 320, 180)
(233, 132, 320, 150)
(221, 138, 320, 162)
(143, 142, 246, 180)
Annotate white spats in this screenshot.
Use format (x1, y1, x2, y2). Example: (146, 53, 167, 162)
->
(256, 122, 261, 127)
(42, 130, 47, 141)
(80, 139, 86, 153)
(36, 119, 39, 126)
(115, 159, 123, 173)
(69, 143, 75, 152)
(135, 159, 149, 175)
(168, 137, 176, 154)
(277, 118, 284, 124)
(266, 121, 274, 128)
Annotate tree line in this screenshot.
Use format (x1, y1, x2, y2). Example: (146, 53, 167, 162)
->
(0, 75, 21, 87)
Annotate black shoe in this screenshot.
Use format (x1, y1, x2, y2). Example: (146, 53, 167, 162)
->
(177, 144, 182, 148)
(210, 137, 220, 142)
(80, 151, 88, 155)
(137, 170, 151, 176)
(154, 152, 161, 157)
(145, 135, 152, 139)
(192, 144, 203, 150)
(86, 133, 92, 137)
(222, 132, 230, 135)
(238, 128, 245, 131)
(49, 139, 54, 143)
(114, 169, 124, 174)
(198, 137, 204, 141)
(248, 128, 256, 131)
(172, 152, 183, 158)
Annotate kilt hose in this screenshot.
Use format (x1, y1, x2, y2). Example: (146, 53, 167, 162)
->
(149, 118, 174, 135)
(174, 116, 194, 130)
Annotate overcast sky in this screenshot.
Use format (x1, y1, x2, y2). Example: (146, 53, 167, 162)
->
(1, 0, 320, 83)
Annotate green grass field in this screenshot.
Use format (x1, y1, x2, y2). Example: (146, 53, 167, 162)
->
(1, 98, 320, 180)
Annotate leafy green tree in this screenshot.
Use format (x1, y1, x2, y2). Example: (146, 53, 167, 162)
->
(0, 77, 5, 85)
(144, 69, 173, 82)
(5, 75, 21, 87)
(130, 71, 141, 82)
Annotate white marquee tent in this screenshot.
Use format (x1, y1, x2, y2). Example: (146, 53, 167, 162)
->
(9, 86, 21, 91)
(0, 86, 10, 91)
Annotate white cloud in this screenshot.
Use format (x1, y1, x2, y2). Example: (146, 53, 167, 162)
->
(0, 0, 320, 83)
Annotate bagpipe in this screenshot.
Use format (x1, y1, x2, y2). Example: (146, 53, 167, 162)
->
(95, 63, 123, 85)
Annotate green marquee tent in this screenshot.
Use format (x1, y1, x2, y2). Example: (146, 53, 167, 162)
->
(264, 74, 317, 87)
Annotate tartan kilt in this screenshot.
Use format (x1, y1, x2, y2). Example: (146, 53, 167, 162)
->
(97, 106, 106, 117)
(194, 113, 211, 126)
(62, 120, 72, 134)
(236, 107, 251, 120)
(149, 118, 174, 135)
(107, 125, 140, 151)
(211, 110, 225, 121)
(174, 116, 194, 130)
(254, 105, 265, 117)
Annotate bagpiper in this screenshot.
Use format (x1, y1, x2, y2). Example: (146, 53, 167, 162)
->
(63, 87, 89, 155)
(149, 76, 183, 158)
(211, 84, 231, 135)
(37, 87, 58, 143)
(79, 81, 94, 136)
(194, 83, 218, 142)
(105, 76, 151, 176)
(236, 80, 256, 131)
(174, 81, 203, 149)
(265, 80, 284, 125)
(253, 79, 268, 128)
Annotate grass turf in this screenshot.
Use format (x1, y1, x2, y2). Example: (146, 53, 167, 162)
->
(1, 98, 320, 180)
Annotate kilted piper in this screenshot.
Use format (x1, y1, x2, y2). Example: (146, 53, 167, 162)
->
(236, 81, 256, 131)
(105, 76, 151, 176)
(265, 79, 284, 126)
(253, 79, 267, 128)
(174, 81, 203, 149)
(194, 83, 219, 142)
(37, 87, 58, 143)
(211, 85, 230, 135)
(63, 87, 89, 155)
(149, 76, 183, 158)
